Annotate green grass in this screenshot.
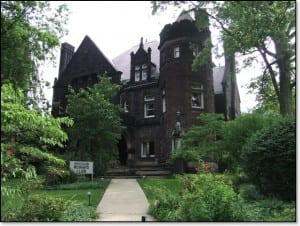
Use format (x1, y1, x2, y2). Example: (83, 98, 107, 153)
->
(2, 178, 110, 221)
(137, 177, 181, 203)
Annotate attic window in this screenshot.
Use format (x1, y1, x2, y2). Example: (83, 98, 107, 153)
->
(174, 46, 180, 58)
(142, 64, 147, 69)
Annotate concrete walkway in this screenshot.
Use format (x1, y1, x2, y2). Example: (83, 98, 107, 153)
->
(96, 179, 155, 221)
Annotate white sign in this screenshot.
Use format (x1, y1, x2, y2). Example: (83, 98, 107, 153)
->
(70, 161, 93, 175)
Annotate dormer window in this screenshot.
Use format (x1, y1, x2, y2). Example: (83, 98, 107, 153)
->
(142, 64, 147, 69)
(135, 71, 140, 81)
(135, 65, 140, 81)
(142, 70, 147, 80)
(174, 46, 180, 58)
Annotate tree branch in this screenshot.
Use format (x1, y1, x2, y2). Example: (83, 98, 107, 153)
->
(256, 45, 280, 101)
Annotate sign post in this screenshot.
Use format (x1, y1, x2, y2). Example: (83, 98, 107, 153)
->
(69, 161, 94, 183)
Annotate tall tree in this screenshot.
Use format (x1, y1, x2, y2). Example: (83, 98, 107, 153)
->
(66, 76, 123, 175)
(152, 1, 295, 115)
(1, 1, 69, 109)
(1, 83, 73, 197)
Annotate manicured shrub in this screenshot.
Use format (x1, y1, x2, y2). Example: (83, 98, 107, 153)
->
(241, 116, 296, 200)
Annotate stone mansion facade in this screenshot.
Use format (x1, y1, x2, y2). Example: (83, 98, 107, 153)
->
(52, 12, 240, 167)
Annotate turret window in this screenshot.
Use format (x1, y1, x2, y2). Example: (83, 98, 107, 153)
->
(124, 101, 129, 113)
(174, 46, 180, 58)
(144, 95, 155, 118)
(191, 84, 204, 109)
(162, 90, 166, 113)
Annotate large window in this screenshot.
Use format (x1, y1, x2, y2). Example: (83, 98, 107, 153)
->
(174, 46, 180, 58)
(141, 141, 155, 158)
(144, 95, 155, 118)
(191, 84, 204, 109)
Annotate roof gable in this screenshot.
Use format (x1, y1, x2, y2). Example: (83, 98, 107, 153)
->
(61, 35, 117, 82)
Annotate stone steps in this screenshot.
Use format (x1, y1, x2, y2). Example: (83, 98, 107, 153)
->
(105, 165, 172, 178)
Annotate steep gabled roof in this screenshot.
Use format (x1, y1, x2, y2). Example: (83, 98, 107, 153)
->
(112, 40, 160, 80)
(60, 35, 117, 82)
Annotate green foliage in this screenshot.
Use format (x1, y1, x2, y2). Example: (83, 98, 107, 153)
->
(66, 75, 123, 175)
(172, 113, 225, 165)
(149, 174, 245, 221)
(1, 84, 73, 203)
(244, 198, 296, 221)
(61, 204, 99, 221)
(238, 183, 263, 201)
(221, 112, 282, 171)
(17, 195, 69, 221)
(241, 116, 296, 201)
(1, 1, 69, 108)
(44, 167, 77, 186)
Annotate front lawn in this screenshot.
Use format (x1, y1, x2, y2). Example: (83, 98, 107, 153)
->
(1, 178, 110, 221)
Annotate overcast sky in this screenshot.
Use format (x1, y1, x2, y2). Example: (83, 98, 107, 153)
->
(42, 1, 259, 112)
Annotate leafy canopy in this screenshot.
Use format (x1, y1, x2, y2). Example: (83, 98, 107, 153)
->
(1, 1, 69, 109)
(66, 75, 123, 175)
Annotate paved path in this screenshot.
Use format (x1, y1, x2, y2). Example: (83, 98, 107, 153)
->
(96, 179, 155, 221)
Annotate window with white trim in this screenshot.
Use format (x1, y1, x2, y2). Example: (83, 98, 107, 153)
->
(174, 46, 180, 58)
(191, 84, 204, 109)
(144, 95, 155, 118)
(141, 141, 155, 158)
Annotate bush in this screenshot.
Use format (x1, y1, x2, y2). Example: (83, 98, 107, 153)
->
(239, 183, 263, 201)
(241, 116, 296, 200)
(150, 174, 246, 221)
(17, 195, 69, 221)
(44, 167, 77, 186)
(245, 198, 296, 221)
(62, 203, 99, 221)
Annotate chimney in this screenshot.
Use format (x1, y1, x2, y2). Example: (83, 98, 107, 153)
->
(58, 42, 75, 78)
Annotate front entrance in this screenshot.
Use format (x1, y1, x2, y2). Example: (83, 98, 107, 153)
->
(117, 135, 128, 165)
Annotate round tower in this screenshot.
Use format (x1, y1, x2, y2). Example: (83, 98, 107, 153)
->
(158, 11, 215, 159)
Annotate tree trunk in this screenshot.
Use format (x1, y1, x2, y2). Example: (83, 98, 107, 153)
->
(273, 37, 293, 116)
